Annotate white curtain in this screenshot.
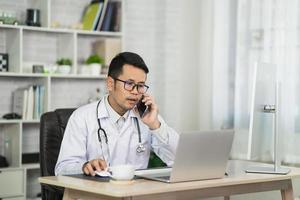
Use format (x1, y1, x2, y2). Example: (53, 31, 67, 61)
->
(234, 0, 300, 163)
(211, 0, 246, 159)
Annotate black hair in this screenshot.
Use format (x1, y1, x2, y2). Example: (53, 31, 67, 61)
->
(108, 52, 149, 78)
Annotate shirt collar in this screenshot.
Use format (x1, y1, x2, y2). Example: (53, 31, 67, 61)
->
(99, 95, 137, 122)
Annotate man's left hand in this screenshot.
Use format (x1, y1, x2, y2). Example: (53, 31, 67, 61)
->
(135, 94, 161, 130)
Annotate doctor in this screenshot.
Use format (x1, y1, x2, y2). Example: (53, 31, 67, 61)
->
(55, 52, 179, 176)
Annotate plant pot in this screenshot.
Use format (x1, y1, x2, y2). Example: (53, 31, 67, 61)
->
(79, 65, 90, 75)
(89, 63, 102, 75)
(56, 65, 71, 74)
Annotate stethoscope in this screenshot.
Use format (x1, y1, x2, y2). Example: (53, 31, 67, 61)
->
(96, 100, 146, 162)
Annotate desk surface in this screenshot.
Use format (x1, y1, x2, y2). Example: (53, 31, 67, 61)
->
(39, 160, 300, 198)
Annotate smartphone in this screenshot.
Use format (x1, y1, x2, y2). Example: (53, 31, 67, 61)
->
(136, 97, 148, 118)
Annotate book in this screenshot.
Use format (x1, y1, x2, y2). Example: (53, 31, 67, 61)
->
(22, 90, 28, 119)
(100, 2, 114, 31)
(93, 1, 104, 31)
(33, 85, 39, 120)
(82, 1, 104, 31)
(26, 86, 34, 120)
(39, 85, 45, 118)
(111, 1, 122, 32)
(96, 0, 109, 31)
(13, 88, 28, 119)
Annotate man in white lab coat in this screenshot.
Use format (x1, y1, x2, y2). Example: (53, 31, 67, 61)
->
(55, 52, 179, 176)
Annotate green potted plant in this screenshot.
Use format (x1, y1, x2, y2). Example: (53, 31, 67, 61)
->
(85, 54, 104, 75)
(56, 58, 72, 74)
(85, 54, 104, 65)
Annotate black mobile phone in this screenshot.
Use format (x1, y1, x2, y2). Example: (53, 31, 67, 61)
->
(136, 97, 148, 118)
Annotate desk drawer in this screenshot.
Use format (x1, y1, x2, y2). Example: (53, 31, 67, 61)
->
(0, 169, 24, 198)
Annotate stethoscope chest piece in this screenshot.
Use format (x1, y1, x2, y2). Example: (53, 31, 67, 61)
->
(136, 143, 146, 153)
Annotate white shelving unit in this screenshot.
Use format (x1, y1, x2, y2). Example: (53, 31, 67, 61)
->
(0, 0, 122, 199)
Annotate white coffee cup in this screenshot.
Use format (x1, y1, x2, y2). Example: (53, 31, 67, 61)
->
(110, 164, 135, 180)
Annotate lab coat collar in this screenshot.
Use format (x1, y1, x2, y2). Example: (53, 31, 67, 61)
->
(97, 95, 139, 120)
(128, 109, 139, 119)
(97, 95, 109, 119)
(104, 95, 122, 123)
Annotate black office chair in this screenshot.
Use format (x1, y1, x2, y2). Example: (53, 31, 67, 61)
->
(40, 108, 75, 200)
(39, 108, 166, 200)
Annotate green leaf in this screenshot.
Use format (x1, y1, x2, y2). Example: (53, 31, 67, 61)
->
(85, 54, 104, 64)
(56, 58, 72, 66)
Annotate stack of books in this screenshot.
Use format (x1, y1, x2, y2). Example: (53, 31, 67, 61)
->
(13, 85, 45, 120)
(82, 0, 122, 32)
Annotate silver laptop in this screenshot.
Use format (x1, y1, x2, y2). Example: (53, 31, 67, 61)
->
(137, 130, 234, 183)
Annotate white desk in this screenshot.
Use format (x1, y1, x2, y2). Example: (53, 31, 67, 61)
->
(39, 160, 300, 200)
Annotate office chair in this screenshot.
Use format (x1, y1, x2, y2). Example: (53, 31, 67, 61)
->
(40, 108, 75, 200)
(39, 108, 166, 200)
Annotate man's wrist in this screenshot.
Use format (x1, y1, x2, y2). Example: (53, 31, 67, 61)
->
(149, 120, 161, 130)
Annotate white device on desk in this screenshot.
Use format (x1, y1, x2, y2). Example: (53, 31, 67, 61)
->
(95, 170, 111, 177)
(246, 63, 290, 174)
(136, 130, 234, 183)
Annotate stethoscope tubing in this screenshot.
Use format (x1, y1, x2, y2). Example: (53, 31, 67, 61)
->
(96, 99, 145, 163)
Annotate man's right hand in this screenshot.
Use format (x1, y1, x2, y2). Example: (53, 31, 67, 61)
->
(82, 159, 107, 176)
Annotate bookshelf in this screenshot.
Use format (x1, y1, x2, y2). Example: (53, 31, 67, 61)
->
(0, 0, 123, 199)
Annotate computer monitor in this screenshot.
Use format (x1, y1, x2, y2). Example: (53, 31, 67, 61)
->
(247, 62, 276, 161)
(246, 62, 290, 174)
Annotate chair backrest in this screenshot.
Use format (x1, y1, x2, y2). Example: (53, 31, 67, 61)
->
(39, 108, 75, 200)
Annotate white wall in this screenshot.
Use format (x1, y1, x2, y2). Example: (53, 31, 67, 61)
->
(177, 0, 214, 131)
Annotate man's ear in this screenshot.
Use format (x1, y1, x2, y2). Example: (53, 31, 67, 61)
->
(106, 76, 114, 92)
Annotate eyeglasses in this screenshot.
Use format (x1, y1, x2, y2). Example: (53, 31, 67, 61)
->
(114, 78, 149, 94)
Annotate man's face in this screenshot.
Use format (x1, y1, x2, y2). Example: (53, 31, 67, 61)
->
(107, 64, 147, 115)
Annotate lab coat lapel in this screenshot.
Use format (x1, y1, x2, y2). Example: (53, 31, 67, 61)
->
(106, 121, 118, 164)
(97, 97, 118, 164)
(109, 110, 138, 164)
(109, 119, 130, 162)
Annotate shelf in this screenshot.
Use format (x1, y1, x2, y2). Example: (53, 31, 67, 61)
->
(50, 74, 107, 79)
(0, 120, 21, 124)
(22, 163, 40, 170)
(0, 167, 23, 172)
(0, 24, 122, 37)
(0, 72, 107, 79)
(76, 30, 122, 37)
(0, 24, 20, 30)
(0, 72, 47, 78)
(0, 120, 40, 124)
(23, 26, 74, 34)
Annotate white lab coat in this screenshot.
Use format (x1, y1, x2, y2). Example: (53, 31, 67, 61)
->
(55, 97, 179, 175)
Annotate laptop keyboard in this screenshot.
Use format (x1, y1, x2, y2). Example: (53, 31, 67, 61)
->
(156, 175, 170, 180)
(135, 167, 172, 176)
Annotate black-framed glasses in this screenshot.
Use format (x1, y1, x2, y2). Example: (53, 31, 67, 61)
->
(114, 78, 149, 94)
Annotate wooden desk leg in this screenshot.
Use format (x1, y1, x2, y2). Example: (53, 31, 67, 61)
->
(63, 188, 74, 200)
(281, 180, 294, 200)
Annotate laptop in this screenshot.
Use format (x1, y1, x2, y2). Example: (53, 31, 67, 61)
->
(136, 130, 234, 183)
